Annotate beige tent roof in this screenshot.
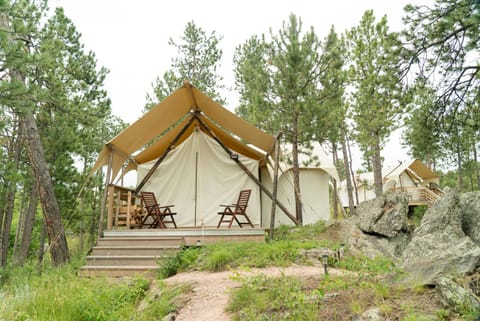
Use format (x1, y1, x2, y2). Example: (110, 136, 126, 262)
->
(92, 81, 276, 182)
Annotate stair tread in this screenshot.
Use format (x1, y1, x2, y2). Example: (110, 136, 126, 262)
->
(93, 245, 181, 249)
(87, 255, 168, 259)
(79, 265, 159, 270)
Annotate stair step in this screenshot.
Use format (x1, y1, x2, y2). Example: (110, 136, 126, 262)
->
(85, 255, 168, 266)
(97, 237, 185, 246)
(90, 245, 181, 256)
(78, 265, 159, 278)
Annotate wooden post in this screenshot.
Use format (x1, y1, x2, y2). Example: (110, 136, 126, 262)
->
(196, 117, 298, 225)
(269, 133, 282, 240)
(127, 191, 132, 229)
(98, 147, 113, 238)
(106, 184, 115, 230)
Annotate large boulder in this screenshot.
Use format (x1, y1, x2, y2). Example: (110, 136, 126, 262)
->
(356, 193, 409, 238)
(401, 191, 480, 284)
(460, 191, 480, 245)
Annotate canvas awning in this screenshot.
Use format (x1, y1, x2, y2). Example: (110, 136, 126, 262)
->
(91, 81, 276, 182)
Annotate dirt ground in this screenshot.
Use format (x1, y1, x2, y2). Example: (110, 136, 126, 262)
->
(163, 265, 342, 321)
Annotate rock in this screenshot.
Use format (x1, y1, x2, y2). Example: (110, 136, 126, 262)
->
(352, 307, 385, 321)
(161, 312, 177, 321)
(341, 216, 409, 259)
(435, 276, 480, 312)
(297, 248, 336, 265)
(401, 191, 480, 284)
(460, 191, 480, 245)
(356, 193, 408, 238)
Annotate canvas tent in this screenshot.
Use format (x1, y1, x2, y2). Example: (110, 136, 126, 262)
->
(338, 159, 440, 206)
(92, 81, 336, 228)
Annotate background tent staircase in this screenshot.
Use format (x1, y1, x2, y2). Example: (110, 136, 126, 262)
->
(78, 234, 184, 277)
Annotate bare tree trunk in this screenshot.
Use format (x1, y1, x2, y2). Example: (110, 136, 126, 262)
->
(341, 133, 356, 215)
(473, 144, 480, 190)
(372, 141, 383, 198)
(15, 182, 38, 266)
(456, 142, 463, 191)
(331, 144, 339, 219)
(291, 112, 303, 225)
(346, 135, 359, 205)
(0, 123, 22, 267)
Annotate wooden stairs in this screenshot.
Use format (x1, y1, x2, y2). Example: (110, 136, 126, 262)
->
(78, 228, 265, 278)
(78, 235, 185, 278)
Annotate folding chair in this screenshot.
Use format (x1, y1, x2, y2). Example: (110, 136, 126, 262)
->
(140, 191, 177, 228)
(217, 189, 254, 228)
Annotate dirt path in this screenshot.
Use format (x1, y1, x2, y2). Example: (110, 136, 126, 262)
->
(164, 265, 343, 321)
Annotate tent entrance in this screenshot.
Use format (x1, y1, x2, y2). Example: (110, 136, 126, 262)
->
(136, 130, 261, 227)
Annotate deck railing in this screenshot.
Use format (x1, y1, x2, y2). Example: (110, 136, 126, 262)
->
(390, 186, 444, 207)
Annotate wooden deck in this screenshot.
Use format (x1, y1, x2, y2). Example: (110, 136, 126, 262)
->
(390, 187, 445, 207)
(79, 228, 266, 277)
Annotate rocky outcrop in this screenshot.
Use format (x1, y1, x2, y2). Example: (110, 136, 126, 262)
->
(356, 193, 409, 238)
(460, 191, 480, 245)
(401, 191, 480, 284)
(342, 192, 410, 259)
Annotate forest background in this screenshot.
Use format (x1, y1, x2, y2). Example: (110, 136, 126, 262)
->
(0, 0, 478, 267)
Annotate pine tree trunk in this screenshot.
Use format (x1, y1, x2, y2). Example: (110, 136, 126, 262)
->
(37, 220, 46, 268)
(456, 143, 463, 191)
(16, 182, 38, 266)
(331, 144, 339, 219)
(341, 133, 356, 215)
(291, 112, 303, 225)
(22, 112, 70, 266)
(372, 141, 383, 198)
(0, 124, 22, 267)
(346, 135, 359, 204)
(474, 145, 480, 190)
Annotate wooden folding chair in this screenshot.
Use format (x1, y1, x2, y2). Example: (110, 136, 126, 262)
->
(217, 189, 254, 228)
(140, 191, 177, 229)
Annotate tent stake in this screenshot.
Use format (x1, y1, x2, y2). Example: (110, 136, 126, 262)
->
(135, 113, 198, 194)
(196, 117, 298, 225)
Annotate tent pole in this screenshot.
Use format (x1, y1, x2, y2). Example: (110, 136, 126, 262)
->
(135, 113, 198, 194)
(269, 133, 282, 239)
(97, 145, 113, 239)
(196, 117, 298, 225)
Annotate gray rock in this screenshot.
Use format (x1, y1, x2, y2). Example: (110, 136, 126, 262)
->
(401, 191, 480, 284)
(356, 193, 408, 238)
(341, 215, 409, 259)
(435, 276, 480, 312)
(352, 307, 385, 321)
(460, 191, 480, 245)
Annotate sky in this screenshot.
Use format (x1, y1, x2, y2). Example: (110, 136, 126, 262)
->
(52, 0, 433, 170)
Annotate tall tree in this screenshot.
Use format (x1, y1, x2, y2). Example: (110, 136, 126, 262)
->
(316, 27, 356, 216)
(234, 14, 324, 224)
(0, 0, 117, 265)
(347, 10, 404, 197)
(402, 0, 479, 187)
(402, 0, 479, 125)
(145, 21, 225, 110)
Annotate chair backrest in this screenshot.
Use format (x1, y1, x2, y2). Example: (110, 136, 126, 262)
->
(235, 189, 251, 212)
(141, 191, 158, 211)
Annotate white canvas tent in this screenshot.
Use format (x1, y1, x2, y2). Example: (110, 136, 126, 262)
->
(338, 159, 440, 206)
(92, 81, 337, 228)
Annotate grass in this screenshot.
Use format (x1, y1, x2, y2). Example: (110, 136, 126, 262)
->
(0, 259, 186, 321)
